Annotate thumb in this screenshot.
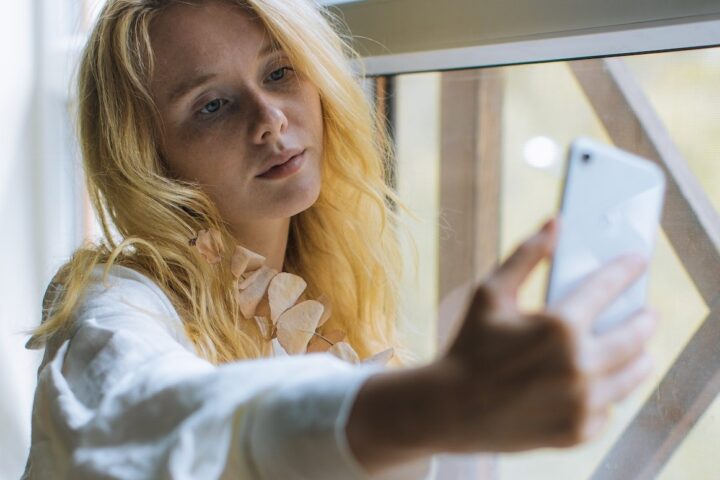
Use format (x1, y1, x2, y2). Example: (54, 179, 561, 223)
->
(488, 216, 559, 299)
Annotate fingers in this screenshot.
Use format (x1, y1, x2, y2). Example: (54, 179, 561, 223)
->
(552, 350, 653, 448)
(587, 352, 655, 412)
(547, 306, 658, 448)
(582, 308, 659, 376)
(488, 217, 559, 298)
(584, 309, 658, 412)
(554, 253, 648, 330)
(549, 348, 651, 448)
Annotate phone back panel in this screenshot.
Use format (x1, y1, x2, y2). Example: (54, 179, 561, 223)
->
(546, 138, 666, 334)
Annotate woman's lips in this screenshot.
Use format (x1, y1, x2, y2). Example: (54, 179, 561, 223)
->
(256, 150, 306, 180)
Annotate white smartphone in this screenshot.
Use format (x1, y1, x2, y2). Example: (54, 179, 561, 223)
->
(545, 137, 666, 334)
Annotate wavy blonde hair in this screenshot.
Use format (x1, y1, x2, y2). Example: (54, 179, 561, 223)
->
(29, 0, 419, 366)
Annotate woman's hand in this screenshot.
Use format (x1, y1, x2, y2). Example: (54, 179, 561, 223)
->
(434, 217, 659, 453)
(345, 217, 659, 474)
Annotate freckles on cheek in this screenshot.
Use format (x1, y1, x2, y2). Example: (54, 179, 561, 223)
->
(164, 136, 204, 180)
(169, 125, 219, 175)
(177, 127, 252, 190)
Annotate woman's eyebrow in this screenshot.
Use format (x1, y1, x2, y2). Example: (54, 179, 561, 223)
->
(168, 72, 218, 104)
(167, 43, 283, 105)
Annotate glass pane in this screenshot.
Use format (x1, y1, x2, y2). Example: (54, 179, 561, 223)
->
(394, 73, 441, 363)
(390, 48, 718, 478)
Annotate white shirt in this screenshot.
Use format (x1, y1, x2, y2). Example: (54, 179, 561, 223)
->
(22, 265, 436, 479)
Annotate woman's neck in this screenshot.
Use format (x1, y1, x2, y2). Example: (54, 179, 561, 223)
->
(229, 217, 291, 272)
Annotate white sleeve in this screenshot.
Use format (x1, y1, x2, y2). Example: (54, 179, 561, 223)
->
(24, 266, 436, 480)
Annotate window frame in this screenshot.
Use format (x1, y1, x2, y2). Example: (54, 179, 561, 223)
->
(335, 2, 720, 479)
(332, 0, 720, 76)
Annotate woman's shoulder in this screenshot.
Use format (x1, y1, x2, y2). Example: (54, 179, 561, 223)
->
(39, 263, 192, 354)
(82, 263, 177, 314)
(50, 263, 179, 323)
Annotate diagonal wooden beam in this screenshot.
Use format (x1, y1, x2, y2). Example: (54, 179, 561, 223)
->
(570, 58, 720, 479)
(570, 58, 720, 307)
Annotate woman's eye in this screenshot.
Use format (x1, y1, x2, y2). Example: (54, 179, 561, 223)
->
(268, 66, 293, 82)
(199, 98, 227, 115)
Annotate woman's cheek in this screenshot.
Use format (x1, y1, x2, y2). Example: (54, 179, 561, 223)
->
(178, 122, 239, 172)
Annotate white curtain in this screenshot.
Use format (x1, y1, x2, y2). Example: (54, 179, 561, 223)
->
(0, 0, 90, 476)
(0, 1, 44, 478)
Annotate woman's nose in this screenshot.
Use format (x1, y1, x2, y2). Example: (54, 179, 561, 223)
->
(251, 93, 288, 145)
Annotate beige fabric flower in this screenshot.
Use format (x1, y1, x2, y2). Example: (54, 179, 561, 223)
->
(191, 228, 394, 365)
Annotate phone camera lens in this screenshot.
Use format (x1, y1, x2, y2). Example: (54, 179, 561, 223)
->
(581, 153, 592, 164)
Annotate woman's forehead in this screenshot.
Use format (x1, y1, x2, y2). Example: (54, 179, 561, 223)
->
(150, 1, 265, 56)
(149, 1, 277, 99)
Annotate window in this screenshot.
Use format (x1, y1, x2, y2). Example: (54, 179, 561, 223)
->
(3, 2, 107, 478)
(351, 2, 720, 478)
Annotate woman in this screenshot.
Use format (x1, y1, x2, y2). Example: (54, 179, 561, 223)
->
(23, 0, 659, 478)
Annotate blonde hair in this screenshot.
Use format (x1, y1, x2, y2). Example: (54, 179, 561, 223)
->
(29, 0, 419, 366)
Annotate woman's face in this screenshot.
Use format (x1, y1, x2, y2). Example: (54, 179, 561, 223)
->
(149, 0, 324, 229)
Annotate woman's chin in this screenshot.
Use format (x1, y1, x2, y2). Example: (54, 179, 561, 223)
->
(275, 170, 322, 216)
(254, 183, 321, 220)
(286, 186, 321, 217)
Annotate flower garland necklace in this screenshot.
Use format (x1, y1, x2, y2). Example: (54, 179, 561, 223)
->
(190, 229, 393, 365)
